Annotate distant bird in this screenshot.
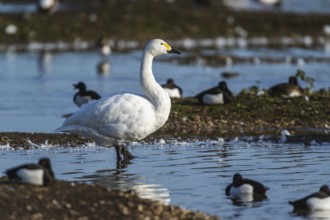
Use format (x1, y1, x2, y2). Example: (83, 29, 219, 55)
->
(289, 185, 330, 211)
(280, 129, 291, 143)
(255, 0, 283, 7)
(73, 82, 101, 107)
(36, 0, 59, 14)
(195, 81, 233, 105)
(161, 78, 183, 99)
(55, 39, 181, 162)
(268, 76, 304, 98)
(96, 37, 112, 57)
(226, 173, 269, 195)
(5, 158, 55, 186)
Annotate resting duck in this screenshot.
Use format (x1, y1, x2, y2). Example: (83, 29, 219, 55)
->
(289, 185, 330, 211)
(73, 82, 101, 107)
(195, 81, 233, 105)
(161, 78, 183, 99)
(268, 76, 304, 98)
(36, 0, 59, 14)
(226, 173, 269, 195)
(5, 158, 55, 186)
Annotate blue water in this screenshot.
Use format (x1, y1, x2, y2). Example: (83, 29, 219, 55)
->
(0, 139, 330, 220)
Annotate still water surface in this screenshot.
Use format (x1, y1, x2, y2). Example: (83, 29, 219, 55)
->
(0, 139, 330, 219)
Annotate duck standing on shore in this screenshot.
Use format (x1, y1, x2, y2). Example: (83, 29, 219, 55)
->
(96, 37, 112, 58)
(161, 78, 183, 99)
(73, 82, 101, 107)
(195, 81, 233, 105)
(268, 76, 304, 98)
(56, 39, 181, 162)
(6, 158, 55, 186)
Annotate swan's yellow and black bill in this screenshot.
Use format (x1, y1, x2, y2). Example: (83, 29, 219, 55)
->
(168, 48, 181, 54)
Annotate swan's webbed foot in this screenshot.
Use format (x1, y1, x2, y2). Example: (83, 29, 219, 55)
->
(115, 145, 134, 163)
(121, 146, 134, 161)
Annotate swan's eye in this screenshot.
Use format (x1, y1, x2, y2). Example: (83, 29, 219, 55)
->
(160, 43, 164, 45)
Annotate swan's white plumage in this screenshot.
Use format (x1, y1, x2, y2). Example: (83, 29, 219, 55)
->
(56, 39, 177, 147)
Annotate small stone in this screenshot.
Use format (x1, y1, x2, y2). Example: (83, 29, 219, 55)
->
(26, 205, 33, 211)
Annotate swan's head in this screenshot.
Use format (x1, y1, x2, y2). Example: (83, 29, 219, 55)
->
(145, 39, 181, 57)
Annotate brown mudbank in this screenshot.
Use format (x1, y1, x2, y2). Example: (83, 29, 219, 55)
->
(0, 92, 329, 149)
(0, 179, 218, 220)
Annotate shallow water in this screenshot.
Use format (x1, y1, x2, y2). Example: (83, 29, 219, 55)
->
(1, 139, 330, 219)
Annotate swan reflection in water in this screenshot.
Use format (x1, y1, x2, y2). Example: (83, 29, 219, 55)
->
(86, 167, 170, 205)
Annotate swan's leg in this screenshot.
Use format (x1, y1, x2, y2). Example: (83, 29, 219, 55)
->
(115, 145, 122, 161)
(121, 146, 134, 161)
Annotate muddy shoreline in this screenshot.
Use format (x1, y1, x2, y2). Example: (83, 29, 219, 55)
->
(0, 178, 219, 220)
(1, 92, 330, 149)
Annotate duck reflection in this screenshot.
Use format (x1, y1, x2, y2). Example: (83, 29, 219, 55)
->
(38, 51, 53, 75)
(96, 59, 111, 76)
(228, 193, 268, 205)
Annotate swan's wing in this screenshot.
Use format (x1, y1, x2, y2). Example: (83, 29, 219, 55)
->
(58, 93, 156, 139)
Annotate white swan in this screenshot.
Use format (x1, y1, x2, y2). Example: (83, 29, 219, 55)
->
(55, 39, 180, 161)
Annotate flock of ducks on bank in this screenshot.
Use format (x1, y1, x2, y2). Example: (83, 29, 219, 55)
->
(74, 75, 304, 108)
(4, 158, 330, 213)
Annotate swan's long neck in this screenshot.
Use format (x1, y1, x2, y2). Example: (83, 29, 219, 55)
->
(140, 51, 171, 119)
